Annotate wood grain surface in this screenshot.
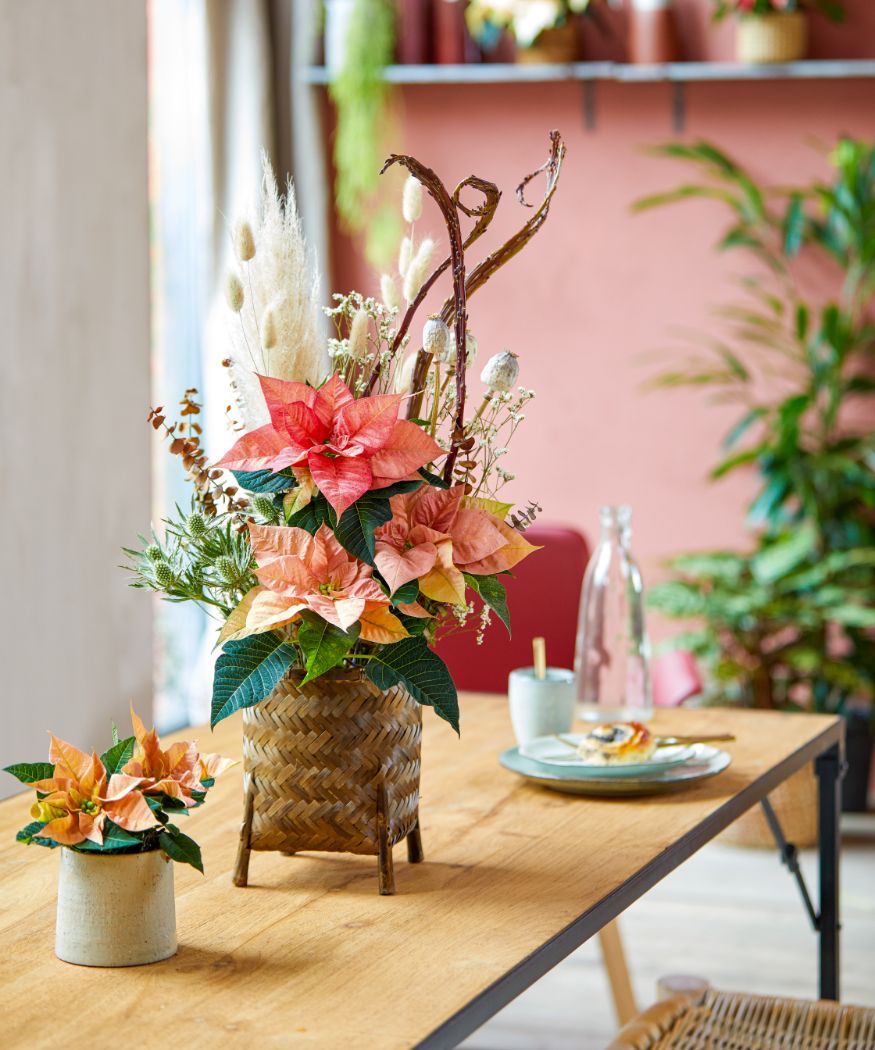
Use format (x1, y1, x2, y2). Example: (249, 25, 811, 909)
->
(0, 697, 840, 1050)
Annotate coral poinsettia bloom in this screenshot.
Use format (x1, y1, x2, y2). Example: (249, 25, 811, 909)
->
(28, 737, 157, 847)
(220, 523, 408, 644)
(375, 485, 540, 604)
(215, 373, 443, 516)
(122, 710, 234, 807)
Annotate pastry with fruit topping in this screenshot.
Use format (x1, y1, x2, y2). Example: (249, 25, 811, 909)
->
(576, 721, 656, 765)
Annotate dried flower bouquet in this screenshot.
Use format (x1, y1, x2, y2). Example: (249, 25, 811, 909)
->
(126, 133, 566, 735)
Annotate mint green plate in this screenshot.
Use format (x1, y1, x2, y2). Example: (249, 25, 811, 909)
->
(500, 744, 731, 797)
(519, 735, 695, 776)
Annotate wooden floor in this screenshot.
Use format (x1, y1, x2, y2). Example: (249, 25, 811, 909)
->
(463, 817, 875, 1050)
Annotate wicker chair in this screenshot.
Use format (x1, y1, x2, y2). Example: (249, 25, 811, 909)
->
(606, 988, 875, 1049)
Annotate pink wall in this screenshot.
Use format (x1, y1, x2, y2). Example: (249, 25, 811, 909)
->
(329, 6, 875, 637)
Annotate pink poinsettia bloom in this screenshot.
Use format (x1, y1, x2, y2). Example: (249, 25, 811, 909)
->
(215, 374, 443, 516)
(374, 485, 540, 605)
(28, 737, 157, 847)
(220, 523, 409, 644)
(122, 710, 235, 807)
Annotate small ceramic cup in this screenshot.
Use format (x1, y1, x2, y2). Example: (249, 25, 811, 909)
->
(508, 667, 576, 747)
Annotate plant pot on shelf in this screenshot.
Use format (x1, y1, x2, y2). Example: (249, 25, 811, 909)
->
(55, 849, 177, 967)
(736, 12, 808, 64)
(719, 764, 817, 849)
(233, 669, 424, 895)
(517, 20, 580, 65)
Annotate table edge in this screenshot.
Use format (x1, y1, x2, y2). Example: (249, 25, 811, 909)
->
(414, 716, 843, 1050)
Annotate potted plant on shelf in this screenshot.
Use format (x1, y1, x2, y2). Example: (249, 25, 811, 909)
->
(125, 133, 565, 894)
(712, 0, 844, 64)
(637, 138, 875, 838)
(4, 713, 232, 965)
(466, 0, 606, 64)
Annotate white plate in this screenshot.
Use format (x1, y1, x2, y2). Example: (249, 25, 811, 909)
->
(518, 734, 696, 777)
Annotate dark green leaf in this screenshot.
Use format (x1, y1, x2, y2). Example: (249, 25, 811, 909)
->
(464, 573, 511, 634)
(286, 495, 337, 533)
(335, 492, 393, 565)
(298, 613, 359, 685)
(371, 478, 423, 498)
(782, 193, 806, 256)
(365, 637, 459, 733)
(16, 821, 58, 847)
(710, 444, 767, 480)
(160, 824, 204, 873)
(100, 735, 135, 775)
(3, 762, 54, 785)
(390, 579, 419, 605)
(232, 469, 297, 494)
(418, 468, 449, 490)
(211, 632, 298, 727)
(74, 820, 144, 852)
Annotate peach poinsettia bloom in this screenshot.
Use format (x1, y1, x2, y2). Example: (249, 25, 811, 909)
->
(28, 737, 157, 847)
(220, 522, 409, 644)
(122, 710, 235, 807)
(215, 373, 443, 516)
(374, 485, 540, 605)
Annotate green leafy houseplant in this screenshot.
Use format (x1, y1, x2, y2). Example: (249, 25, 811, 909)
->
(637, 139, 875, 722)
(712, 1, 844, 20)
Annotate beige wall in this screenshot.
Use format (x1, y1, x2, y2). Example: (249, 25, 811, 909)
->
(0, 2, 151, 797)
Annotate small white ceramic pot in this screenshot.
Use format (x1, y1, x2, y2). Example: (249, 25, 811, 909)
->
(508, 667, 576, 746)
(55, 849, 177, 967)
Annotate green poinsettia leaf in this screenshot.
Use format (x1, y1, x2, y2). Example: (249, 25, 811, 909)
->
(3, 762, 54, 785)
(464, 573, 511, 634)
(73, 820, 144, 852)
(371, 478, 423, 498)
(390, 579, 420, 605)
(298, 613, 360, 685)
(286, 494, 337, 533)
(15, 821, 58, 847)
(100, 735, 135, 775)
(232, 468, 297, 494)
(159, 824, 204, 873)
(335, 492, 393, 565)
(365, 637, 459, 733)
(418, 468, 450, 490)
(211, 632, 297, 727)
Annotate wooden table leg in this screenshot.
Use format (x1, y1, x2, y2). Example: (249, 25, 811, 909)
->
(598, 920, 637, 1027)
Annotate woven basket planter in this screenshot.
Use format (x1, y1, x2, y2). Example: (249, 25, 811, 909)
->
(719, 764, 817, 849)
(736, 12, 808, 64)
(233, 669, 423, 894)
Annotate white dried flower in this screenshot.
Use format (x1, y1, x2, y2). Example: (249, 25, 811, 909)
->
(422, 315, 450, 359)
(347, 307, 369, 360)
(402, 175, 423, 223)
(398, 236, 413, 278)
(403, 237, 434, 304)
(234, 220, 256, 262)
(380, 273, 400, 312)
(481, 350, 519, 393)
(393, 351, 418, 394)
(261, 304, 277, 349)
(225, 271, 245, 312)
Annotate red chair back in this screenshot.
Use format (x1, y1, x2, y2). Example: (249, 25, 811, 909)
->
(438, 524, 590, 693)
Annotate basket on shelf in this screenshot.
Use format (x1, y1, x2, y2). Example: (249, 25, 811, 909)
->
(233, 669, 424, 895)
(517, 20, 580, 64)
(719, 763, 817, 849)
(736, 12, 808, 64)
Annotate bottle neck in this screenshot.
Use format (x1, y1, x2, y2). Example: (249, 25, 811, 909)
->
(598, 506, 632, 549)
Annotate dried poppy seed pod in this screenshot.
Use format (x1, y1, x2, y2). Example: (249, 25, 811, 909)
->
(347, 307, 369, 360)
(465, 331, 478, 364)
(403, 237, 434, 303)
(225, 271, 245, 312)
(234, 220, 256, 262)
(423, 315, 450, 360)
(481, 350, 519, 393)
(380, 273, 400, 312)
(443, 330, 478, 366)
(402, 175, 423, 223)
(261, 305, 277, 350)
(398, 236, 413, 279)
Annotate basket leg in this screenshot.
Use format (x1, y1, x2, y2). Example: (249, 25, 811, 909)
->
(376, 778, 395, 896)
(406, 815, 424, 864)
(232, 782, 255, 888)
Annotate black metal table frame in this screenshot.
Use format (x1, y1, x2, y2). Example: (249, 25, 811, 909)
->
(416, 720, 844, 1050)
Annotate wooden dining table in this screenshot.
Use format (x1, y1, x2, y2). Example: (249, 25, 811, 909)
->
(0, 695, 842, 1050)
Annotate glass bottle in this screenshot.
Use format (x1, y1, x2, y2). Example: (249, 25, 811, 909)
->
(574, 505, 652, 722)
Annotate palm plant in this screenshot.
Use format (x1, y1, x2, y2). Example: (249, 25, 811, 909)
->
(636, 139, 875, 719)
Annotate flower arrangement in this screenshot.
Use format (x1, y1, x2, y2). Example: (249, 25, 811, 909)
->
(712, 0, 843, 20)
(5, 712, 232, 871)
(126, 134, 566, 736)
(466, 0, 599, 49)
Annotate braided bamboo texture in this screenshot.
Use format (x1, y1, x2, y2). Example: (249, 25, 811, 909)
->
(607, 989, 875, 1050)
(241, 670, 422, 856)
